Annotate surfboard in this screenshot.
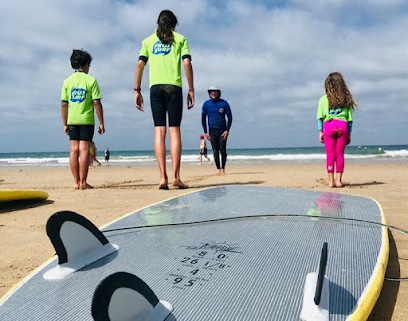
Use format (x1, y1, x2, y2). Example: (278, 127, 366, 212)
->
(0, 186, 388, 321)
(0, 189, 49, 202)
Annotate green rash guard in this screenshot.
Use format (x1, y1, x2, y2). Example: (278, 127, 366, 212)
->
(61, 71, 102, 125)
(316, 94, 353, 132)
(139, 30, 191, 88)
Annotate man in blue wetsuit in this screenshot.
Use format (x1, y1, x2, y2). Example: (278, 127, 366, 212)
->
(201, 86, 233, 174)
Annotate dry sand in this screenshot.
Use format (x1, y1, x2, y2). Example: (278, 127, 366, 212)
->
(0, 162, 407, 320)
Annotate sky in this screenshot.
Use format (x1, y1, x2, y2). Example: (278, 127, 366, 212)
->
(1, 0, 408, 153)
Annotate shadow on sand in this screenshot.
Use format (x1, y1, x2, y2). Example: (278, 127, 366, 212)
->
(368, 231, 400, 321)
(0, 199, 54, 214)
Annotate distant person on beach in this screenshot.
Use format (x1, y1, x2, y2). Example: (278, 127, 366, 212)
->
(61, 49, 105, 189)
(199, 134, 212, 165)
(317, 72, 356, 188)
(134, 10, 195, 190)
(89, 141, 101, 167)
(104, 147, 110, 162)
(201, 86, 233, 174)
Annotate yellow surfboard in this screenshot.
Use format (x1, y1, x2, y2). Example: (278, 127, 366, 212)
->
(0, 189, 49, 202)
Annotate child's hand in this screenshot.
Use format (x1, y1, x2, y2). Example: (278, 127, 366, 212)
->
(319, 131, 324, 143)
(134, 92, 144, 111)
(187, 91, 195, 109)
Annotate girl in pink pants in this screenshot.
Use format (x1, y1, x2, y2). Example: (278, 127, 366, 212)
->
(323, 119, 349, 177)
(317, 72, 356, 188)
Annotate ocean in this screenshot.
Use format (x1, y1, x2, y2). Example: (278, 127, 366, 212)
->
(0, 145, 407, 167)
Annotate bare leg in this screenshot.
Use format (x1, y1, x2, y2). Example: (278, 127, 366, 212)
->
(79, 141, 93, 189)
(154, 126, 168, 189)
(69, 140, 80, 189)
(335, 173, 344, 187)
(328, 172, 335, 188)
(169, 126, 188, 189)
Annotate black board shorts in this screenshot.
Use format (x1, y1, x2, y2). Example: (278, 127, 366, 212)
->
(68, 124, 94, 142)
(150, 84, 183, 127)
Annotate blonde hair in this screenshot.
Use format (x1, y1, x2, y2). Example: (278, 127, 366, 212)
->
(325, 72, 357, 110)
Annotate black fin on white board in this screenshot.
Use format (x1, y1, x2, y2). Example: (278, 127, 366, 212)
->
(92, 271, 173, 321)
(43, 210, 119, 280)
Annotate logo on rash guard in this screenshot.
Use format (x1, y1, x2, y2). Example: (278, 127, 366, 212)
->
(152, 41, 172, 55)
(70, 88, 87, 103)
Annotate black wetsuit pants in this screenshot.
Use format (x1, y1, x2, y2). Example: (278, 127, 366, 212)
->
(209, 128, 227, 170)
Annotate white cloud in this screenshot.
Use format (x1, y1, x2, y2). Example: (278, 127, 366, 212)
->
(0, 0, 407, 152)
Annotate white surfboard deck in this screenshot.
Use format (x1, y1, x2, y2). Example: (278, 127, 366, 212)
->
(0, 185, 388, 321)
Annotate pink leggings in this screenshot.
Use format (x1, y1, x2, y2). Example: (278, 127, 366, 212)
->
(323, 119, 349, 173)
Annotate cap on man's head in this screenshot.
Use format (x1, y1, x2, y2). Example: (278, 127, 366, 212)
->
(200, 134, 204, 139)
(208, 86, 221, 93)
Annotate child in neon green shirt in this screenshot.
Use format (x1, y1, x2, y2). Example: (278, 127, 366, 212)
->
(61, 49, 105, 189)
(316, 72, 356, 188)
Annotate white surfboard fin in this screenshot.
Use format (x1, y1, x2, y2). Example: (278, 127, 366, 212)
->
(43, 210, 119, 280)
(91, 271, 173, 321)
(300, 242, 330, 321)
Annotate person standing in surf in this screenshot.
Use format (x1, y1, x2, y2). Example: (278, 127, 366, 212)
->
(134, 9, 195, 190)
(104, 147, 110, 162)
(316, 72, 356, 188)
(201, 86, 233, 174)
(61, 49, 105, 189)
(199, 134, 212, 165)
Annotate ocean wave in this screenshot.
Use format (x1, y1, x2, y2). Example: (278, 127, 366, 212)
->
(0, 146, 406, 167)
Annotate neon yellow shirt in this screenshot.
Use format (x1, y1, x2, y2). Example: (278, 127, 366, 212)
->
(316, 94, 353, 131)
(139, 31, 191, 88)
(61, 71, 102, 125)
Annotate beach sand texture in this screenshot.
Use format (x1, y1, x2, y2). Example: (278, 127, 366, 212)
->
(0, 163, 407, 320)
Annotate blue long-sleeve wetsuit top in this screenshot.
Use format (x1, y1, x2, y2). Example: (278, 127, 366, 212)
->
(201, 98, 233, 133)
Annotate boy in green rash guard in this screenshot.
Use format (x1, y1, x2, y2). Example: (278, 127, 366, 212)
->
(316, 72, 356, 188)
(61, 49, 105, 190)
(134, 10, 195, 190)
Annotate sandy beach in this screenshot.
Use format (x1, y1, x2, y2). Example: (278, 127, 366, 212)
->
(0, 162, 407, 320)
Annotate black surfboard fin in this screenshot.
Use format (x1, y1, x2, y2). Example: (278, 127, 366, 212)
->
(92, 271, 173, 321)
(43, 210, 119, 280)
(300, 242, 330, 321)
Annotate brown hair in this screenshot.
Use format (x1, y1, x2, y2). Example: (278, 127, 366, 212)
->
(325, 72, 357, 110)
(156, 10, 178, 44)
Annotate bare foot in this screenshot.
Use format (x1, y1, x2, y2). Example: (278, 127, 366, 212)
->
(335, 182, 344, 188)
(218, 169, 225, 175)
(158, 183, 169, 190)
(328, 182, 335, 188)
(172, 180, 188, 189)
(80, 183, 94, 190)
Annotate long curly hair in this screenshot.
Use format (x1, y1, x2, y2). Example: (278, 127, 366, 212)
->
(325, 72, 357, 110)
(156, 10, 178, 44)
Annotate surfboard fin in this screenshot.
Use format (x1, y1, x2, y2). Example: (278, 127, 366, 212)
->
(43, 210, 119, 280)
(300, 242, 330, 321)
(91, 271, 173, 321)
